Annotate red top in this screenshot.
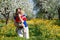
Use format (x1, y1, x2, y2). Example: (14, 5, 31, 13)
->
(15, 15, 27, 22)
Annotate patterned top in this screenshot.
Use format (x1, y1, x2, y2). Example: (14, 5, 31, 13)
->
(14, 14, 28, 27)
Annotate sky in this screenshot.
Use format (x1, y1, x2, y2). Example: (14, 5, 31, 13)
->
(29, 0, 37, 15)
(29, 0, 33, 3)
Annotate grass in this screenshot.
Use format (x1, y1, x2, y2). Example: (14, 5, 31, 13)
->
(0, 19, 60, 40)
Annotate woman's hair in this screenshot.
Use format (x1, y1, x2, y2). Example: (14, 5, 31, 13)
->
(16, 8, 21, 13)
(15, 8, 21, 15)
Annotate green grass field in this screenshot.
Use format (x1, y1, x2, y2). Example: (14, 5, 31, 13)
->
(0, 19, 60, 40)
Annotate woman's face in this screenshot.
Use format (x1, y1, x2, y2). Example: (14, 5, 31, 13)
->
(17, 9, 21, 13)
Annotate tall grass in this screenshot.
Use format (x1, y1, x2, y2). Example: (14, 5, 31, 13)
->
(0, 19, 60, 40)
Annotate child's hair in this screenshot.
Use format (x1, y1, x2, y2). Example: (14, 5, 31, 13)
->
(21, 10, 25, 14)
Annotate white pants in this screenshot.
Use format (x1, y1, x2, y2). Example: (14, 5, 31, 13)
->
(17, 27, 29, 39)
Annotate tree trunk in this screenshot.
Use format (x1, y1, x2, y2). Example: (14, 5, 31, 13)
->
(58, 7, 60, 20)
(1, 13, 9, 24)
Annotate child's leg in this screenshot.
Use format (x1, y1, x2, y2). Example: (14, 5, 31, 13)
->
(24, 27, 29, 39)
(21, 22, 29, 39)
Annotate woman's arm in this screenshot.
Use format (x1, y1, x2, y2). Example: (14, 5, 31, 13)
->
(18, 14, 25, 28)
(18, 14, 24, 22)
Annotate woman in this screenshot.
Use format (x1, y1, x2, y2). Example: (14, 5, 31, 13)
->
(14, 8, 29, 39)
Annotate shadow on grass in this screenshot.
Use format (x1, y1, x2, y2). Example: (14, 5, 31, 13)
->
(29, 24, 42, 37)
(0, 23, 4, 27)
(0, 33, 17, 37)
(54, 20, 60, 26)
